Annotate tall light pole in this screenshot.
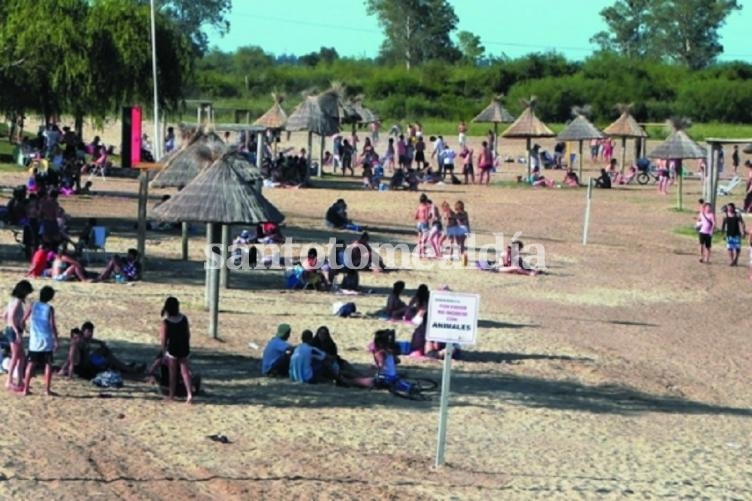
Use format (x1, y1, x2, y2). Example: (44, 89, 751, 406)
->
(149, 0, 161, 160)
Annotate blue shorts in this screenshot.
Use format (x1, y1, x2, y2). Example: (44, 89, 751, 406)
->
(4, 325, 17, 343)
(416, 222, 430, 233)
(727, 235, 741, 250)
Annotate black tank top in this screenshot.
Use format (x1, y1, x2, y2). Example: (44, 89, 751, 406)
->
(165, 316, 190, 358)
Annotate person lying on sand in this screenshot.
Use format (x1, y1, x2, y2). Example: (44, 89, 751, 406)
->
(95, 248, 141, 283)
(59, 321, 145, 379)
(477, 243, 544, 276)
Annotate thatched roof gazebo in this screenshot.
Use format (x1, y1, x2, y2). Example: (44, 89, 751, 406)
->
(350, 97, 377, 125)
(648, 120, 706, 210)
(286, 89, 343, 177)
(502, 97, 555, 178)
(152, 152, 285, 339)
(473, 97, 515, 154)
(151, 129, 226, 189)
(254, 93, 288, 130)
(604, 104, 648, 172)
(557, 111, 604, 179)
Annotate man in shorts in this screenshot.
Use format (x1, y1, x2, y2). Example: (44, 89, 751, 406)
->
(414, 194, 431, 257)
(721, 203, 746, 266)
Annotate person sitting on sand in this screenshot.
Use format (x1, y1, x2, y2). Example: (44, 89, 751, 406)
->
(531, 167, 555, 188)
(289, 329, 329, 384)
(261, 323, 295, 377)
(377, 281, 408, 319)
(302, 248, 330, 291)
(494, 242, 542, 276)
(96, 248, 141, 282)
(562, 168, 580, 187)
(325, 199, 362, 231)
(339, 329, 401, 388)
(595, 168, 612, 189)
(347, 232, 385, 272)
(614, 165, 637, 185)
(256, 221, 285, 244)
(311, 326, 363, 381)
(58, 321, 145, 379)
(26, 243, 55, 278)
(403, 284, 429, 322)
(49, 248, 91, 282)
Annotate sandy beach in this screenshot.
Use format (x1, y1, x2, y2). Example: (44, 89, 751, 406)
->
(0, 131, 750, 499)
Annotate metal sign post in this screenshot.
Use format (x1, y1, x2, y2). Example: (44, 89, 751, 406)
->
(426, 291, 480, 467)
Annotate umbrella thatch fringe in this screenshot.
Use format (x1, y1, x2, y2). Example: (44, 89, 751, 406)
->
(604, 104, 647, 138)
(501, 104, 555, 138)
(151, 128, 226, 189)
(286, 90, 342, 136)
(557, 114, 604, 141)
(473, 98, 514, 124)
(648, 130, 706, 159)
(152, 152, 284, 224)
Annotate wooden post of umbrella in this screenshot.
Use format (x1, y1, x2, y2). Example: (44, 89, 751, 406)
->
(308, 131, 316, 178)
(526, 137, 532, 180)
(578, 140, 584, 180)
(256, 132, 264, 172)
(220, 224, 230, 289)
(493, 123, 499, 156)
(181, 222, 189, 260)
(204, 223, 221, 309)
(207, 222, 220, 339)
(676, 159, 683, 210)
(320, 135, 326, 174)
(134, 162, 162, 270)
(620, 137, 627, 173)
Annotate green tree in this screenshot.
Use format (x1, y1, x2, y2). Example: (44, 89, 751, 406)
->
(593, 0, 742, 68)
(457, 30, 485, 65)
(365, 0, 460, 69)
(139, 0, 232, 55)
(649, 0, 741, 69)
(0, 0, 90, 119)
(590, 0, 653, 58)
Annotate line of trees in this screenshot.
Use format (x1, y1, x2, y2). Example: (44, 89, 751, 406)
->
(1, 0, 749, 127)
(192, 48, 752, 124)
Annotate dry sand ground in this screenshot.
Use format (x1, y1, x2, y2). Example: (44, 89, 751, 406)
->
(0, 132, 751, 500)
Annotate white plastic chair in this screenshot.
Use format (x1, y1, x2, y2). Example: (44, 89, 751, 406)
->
(718, 176, 741, 196)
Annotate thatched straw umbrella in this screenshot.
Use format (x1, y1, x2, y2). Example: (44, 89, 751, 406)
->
(254, 93, 287, 158)
(472, 96, 515, 154)
(152, 152, 284, 339)
(350, 97, 377, 125)
(150, 128, 226, 260)
(501, 97, 555, 179)
(604, 103, 648, 173)
(648, 118, 706, 210)
(286, 88, 343, 177)
(557, 108, 604, 179)
(151, 128, 226, 188)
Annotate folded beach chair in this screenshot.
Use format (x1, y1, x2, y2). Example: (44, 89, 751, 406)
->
(718, 176, 741, 196)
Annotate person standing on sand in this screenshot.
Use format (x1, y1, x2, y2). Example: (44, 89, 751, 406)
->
(4, 280, 33, 391)
(477, 141, 493, 186)
(415, 194, 431, 257)
(21, 286, 59, 396)
(697, 202, 715, 264)
(458, 121, 467, 148)
(160, 297, 193, 404)
(721, 203, 746, 266)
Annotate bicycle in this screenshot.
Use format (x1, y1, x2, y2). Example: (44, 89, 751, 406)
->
(375, 375, 439, 401)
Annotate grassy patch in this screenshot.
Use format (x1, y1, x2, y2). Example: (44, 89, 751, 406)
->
(673, 225, 724, 243)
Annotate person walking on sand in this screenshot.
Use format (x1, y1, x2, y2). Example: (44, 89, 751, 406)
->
(21, 286, 59, 396)
(721, 203, 746, 266)
(697, 202, 715, 264)
(4, 280, 33, 391)
(160, 296, 193, 403)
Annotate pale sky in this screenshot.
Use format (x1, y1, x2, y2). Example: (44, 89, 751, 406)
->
(207, 0, 752, 62)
